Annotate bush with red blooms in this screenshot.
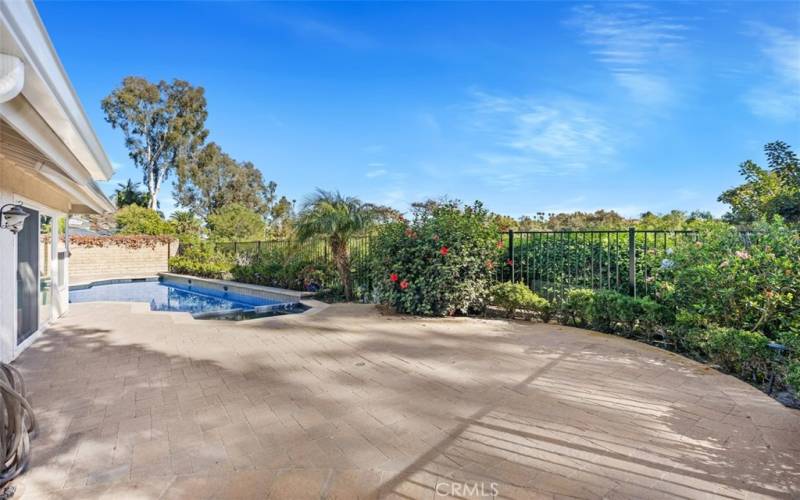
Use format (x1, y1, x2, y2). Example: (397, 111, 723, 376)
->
(370, 200, 500, 316)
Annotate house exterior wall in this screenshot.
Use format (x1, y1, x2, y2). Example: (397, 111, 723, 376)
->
(0, 163, 66, 362)
(69, 241, 178, 285)
(0, 185, 17, 362)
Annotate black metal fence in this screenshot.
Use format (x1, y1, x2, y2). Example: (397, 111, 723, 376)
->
(210, 228, 717, 299)
(495, 229, 700, 299)
(211, 237, 373, 292)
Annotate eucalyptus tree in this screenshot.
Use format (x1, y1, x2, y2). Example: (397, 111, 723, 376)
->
(173, 142, 276, 220)
(102, 77, 208, 210)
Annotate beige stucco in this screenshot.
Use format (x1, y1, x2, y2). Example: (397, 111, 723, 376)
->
(0, 157, 72, 213)
(70, 242, 179, 285)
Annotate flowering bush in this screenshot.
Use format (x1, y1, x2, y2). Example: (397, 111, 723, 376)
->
(370, 201, 500, 316)
(648, 218, 800, 392)
(489, 282, 549, 320)
(653, 218, 800, 337)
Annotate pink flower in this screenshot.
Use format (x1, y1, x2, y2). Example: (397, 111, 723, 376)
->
(400, 279, 409, 290)
(440, 246, 449, 256)
(497, 240, 504, 249)
(390, 273, 399, 282)
(506, 258, 513, 266)
(486, 260, 495, 270)
(735, 250, 750, 260)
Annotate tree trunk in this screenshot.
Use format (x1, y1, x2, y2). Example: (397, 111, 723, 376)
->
(147, 174, 159, 210)
(331, 238, 353, 301)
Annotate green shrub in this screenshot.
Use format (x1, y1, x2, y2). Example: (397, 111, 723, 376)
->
(116, 205, 174, 235)
(706, 327, 771, 382)
(489, 282, 549, 320)
(558, 288, 595, 327)
(207, 203, 266, 242)
(168, 244, 233, 279)
(231, 244, 336, 291)
(590, 290, 627, 334)
(580, 289, 665, 338)
(787, 362, 800, 393)
(659, 218, 800, 338)
(370, 201, 500, 316)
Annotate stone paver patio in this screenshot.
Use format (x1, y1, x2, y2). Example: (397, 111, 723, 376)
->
(12, 302, 800, 499)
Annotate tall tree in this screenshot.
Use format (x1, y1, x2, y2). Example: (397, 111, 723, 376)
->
(207, 204, 266, 242)
(113, 179, 150, 208)
(102, 77, 208, 210)
(719, 141, 800, 224)
(269, 196, 295, 237)
(295, 190, 377, 300)
(174, 142, 276, 219)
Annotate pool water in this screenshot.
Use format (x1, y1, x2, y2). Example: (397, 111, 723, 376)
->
(69, 279, 295, 318)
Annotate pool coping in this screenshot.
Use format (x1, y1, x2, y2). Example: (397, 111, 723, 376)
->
(158, 272, 317, 301)
(69, 274, 327, 321)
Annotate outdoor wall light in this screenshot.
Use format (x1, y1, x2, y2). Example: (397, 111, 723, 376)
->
(0, 203, 29, 234)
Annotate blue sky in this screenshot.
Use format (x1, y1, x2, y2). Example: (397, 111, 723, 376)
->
(38, 1, 800, 218)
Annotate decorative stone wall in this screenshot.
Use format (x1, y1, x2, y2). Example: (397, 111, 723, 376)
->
(69, 239, 178, 284)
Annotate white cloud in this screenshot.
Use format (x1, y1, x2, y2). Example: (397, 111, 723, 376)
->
(366, 168, 388, 178)
(743, 22, 800, 121)
(466, 90, 617, 186)
(569, 4, 689, 107)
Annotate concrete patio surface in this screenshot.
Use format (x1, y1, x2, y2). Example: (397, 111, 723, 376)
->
(11, 302, 800, 499)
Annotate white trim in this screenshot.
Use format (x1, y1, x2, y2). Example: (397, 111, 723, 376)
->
(0, 96, 115, 213)
(0, 1, 113, 180)
(11, 194, 65, 353)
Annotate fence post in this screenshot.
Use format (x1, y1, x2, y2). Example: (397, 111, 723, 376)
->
(628, 227, 636, 297)
(507, 229, 515, 283)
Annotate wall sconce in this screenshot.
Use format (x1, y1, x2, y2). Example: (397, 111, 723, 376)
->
(0, 203, 29, 234)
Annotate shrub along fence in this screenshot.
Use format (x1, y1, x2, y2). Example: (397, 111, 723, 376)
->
(208, 228, 727, 299)
(495, 229, 701, 299)
(208, 237, 374, 293)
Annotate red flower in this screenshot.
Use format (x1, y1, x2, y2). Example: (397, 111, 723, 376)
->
(399, 279, 409, 289)
(497, 240, 504, 249)
(440, 246, 449, 256)
(506, 258, 513, 266)
(390, 273, 399, 282)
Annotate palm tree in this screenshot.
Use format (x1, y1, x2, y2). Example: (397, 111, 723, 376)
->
(114, 179, 150, 208)
(170, 210, 202, 239)
(295, 190, 376, 300)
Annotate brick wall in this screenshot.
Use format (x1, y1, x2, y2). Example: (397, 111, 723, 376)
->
(69, 240, 178, 285)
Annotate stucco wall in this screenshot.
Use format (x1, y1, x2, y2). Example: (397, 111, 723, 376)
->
(70, 240, 178, 284)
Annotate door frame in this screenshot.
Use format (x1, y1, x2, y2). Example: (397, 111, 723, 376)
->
(12, 194, 63, 358)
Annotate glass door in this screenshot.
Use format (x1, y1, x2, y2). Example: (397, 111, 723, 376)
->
(16, 207, 39, 344)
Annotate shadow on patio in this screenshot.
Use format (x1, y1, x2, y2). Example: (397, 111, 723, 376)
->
(10, 303, 800, 499)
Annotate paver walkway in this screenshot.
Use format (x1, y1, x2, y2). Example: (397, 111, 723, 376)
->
(12, 302, 800, 499)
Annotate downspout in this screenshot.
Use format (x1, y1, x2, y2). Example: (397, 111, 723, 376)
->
(0, 54, 24, 103)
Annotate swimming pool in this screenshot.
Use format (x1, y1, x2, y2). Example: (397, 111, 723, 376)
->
(69, 278, 304, 319)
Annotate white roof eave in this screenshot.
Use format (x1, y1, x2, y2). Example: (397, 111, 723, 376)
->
(0, 1, 114, 182)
